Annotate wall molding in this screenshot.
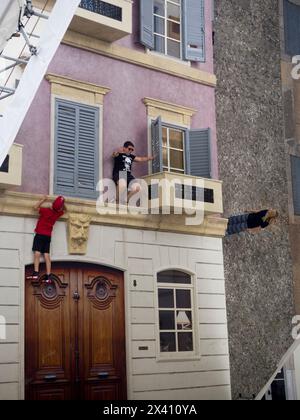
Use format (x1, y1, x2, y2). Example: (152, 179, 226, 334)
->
(62, 31, 217, 87)
(0, 191, 228, 238)
(143, 97, 196, 127)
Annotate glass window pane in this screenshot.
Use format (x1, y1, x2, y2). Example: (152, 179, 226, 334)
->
(158, 288, 174, 308)
(163, 147, 168, 167)
(159, 310, 175, 330)
(160, 332, 176, 352)
(154, 35, 165, 54)
(176, 289, 191, 308)
(167, 2, 180, 22)
(162, 127, 168, 146)
(170, 149, 184, 170)
(168, 21, 180, 41)
(154, 0, 165, 16)
(169, 129, 183, 149)
(167, 39, 181, 58)
(158, 270, 191, 284)
(154, 16, 165, 35)
(178, 332, 193, 352)
(176, 310, 192, 330)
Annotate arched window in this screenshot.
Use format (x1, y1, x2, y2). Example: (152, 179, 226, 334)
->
(157, 270, 195, 354)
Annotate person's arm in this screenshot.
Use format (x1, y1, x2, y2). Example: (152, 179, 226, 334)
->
(135, 155, 154, 163)
(63, 203, 67, 213)
(112, 147, 124, 158)
(33, 195, 48, 211)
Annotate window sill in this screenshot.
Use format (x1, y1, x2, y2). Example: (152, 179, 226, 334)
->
(146, 48, 191, 67)
(156, 354, 201, 363)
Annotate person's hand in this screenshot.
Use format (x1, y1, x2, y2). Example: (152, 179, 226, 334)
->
(42, 195, 48, 201)
(149, 155, 155, 161)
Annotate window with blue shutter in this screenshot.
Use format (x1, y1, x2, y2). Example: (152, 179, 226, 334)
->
(151, 119, 211, 179)
(182, 0, 205, 62)
(283, 0, 300, 56)
(140, 0, 154, 49)
(54, 99, 99, 200)
(291, 155, 300, 215)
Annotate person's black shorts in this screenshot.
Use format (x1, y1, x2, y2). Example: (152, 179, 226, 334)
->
(113, 171, 137, 189)
(32, 234, 51, 254)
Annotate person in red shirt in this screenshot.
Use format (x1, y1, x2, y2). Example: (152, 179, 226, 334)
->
(27, 195, 66, 283)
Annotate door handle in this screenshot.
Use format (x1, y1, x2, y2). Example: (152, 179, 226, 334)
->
(44, 374, 57, 382)
(97, 372, 109, 379)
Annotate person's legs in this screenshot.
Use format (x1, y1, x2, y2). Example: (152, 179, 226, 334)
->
(44, 253, 51, 276)
(226, 213, 249, 236)
(33, 251, 41, 273)
(127, 181, 141, 203)
(117, 178, 128, 204)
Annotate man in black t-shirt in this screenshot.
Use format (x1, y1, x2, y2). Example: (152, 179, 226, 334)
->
(112, 141, 154, 204)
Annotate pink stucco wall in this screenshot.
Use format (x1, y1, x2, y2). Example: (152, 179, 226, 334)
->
(14, 0, 217, 195)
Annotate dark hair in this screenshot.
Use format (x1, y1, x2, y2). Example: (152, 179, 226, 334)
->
(124, 141, 135, 149)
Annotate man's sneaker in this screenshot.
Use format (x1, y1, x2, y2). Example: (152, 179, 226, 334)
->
(27, 271, 39, 280)
(43, 274, 53, 284)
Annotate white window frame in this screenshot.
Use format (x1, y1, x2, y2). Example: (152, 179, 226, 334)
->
(154, 267, 200, 362)
(153, 0, 183, 60)
(162, 125, 185, 173)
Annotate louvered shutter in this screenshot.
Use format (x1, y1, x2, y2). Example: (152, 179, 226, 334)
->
(54, 101, 77, 195)
(283, 0, 300, 56)
(151, 116, 163, 173)
(291, 155, 300, 215)
(186, 128, 211, 179)
(77, 106, 99, 198)
(140, 0, 154, 49)
(54, 99, 99, 199)
(182, 0, 205, 62)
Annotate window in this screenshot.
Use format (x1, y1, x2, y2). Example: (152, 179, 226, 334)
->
(140, 0, 205, 62)
(162, 126, 185, 173)
(54, 99, 99, 200)
(80, 0, 123, 22)
(0, 155, 9, 173)
(157, 270, 195, 354)
(283, 0, 300, 56)
(152, 117, 211, 178)
(154, 0, 182, 59)
(291, 155, 300, 215)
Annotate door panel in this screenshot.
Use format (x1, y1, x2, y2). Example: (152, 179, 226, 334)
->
(25, 263, 126, 400)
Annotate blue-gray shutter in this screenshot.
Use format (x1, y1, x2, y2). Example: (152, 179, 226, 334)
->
(54, 101, 77, 195)
(283, 0, 300, 56)
(151, 116, 163, 173)
(182, 0, 205, 62)
(186, 128, 211, 178)
(140, 0, 154, 49)
(291, 155, 300, 215)
(54, 99, 99, 199)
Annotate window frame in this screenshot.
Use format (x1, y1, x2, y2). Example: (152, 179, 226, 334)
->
(162, 125, 186, 173)
(153, 0, 183, 60)
(154, 267, 200, 361)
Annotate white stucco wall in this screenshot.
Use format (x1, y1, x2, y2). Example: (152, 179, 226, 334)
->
(0, 215, 231, 400)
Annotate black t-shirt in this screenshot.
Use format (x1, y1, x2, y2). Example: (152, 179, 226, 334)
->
(247, 210, 269, 229)
(113, 153, 136, 175)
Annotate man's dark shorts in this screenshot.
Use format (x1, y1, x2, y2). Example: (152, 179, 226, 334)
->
(113, 171, 137, 189)
(32, 234, 51, 254)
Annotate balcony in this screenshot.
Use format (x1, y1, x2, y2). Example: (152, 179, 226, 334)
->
(69, 0, 133, 42)
(143, 172, 223, 216)
(0, 143, 23, 190)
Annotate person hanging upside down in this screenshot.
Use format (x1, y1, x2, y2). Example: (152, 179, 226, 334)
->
(112, 141, 154, 204)
(226, 209, 278, 236)
(27, 195, 66, 283)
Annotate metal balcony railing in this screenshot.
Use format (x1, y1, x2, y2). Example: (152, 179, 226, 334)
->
(79, 0, 122, 22)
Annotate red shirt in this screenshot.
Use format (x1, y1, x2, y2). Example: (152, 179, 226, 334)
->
(35, 207, 64, 237)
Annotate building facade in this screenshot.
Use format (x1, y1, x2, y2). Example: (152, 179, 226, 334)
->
(214, 0, 298, 400)
(0, 1, 231, 400)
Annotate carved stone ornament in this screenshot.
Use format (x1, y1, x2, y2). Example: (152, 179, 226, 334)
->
(68, 213, 92, 255)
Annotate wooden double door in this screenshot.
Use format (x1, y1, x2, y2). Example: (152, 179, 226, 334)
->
(25, 263, 127, 400)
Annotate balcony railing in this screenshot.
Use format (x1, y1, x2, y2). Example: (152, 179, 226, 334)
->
(80, 0, 122, 21)
(69, 0, 132, 42)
